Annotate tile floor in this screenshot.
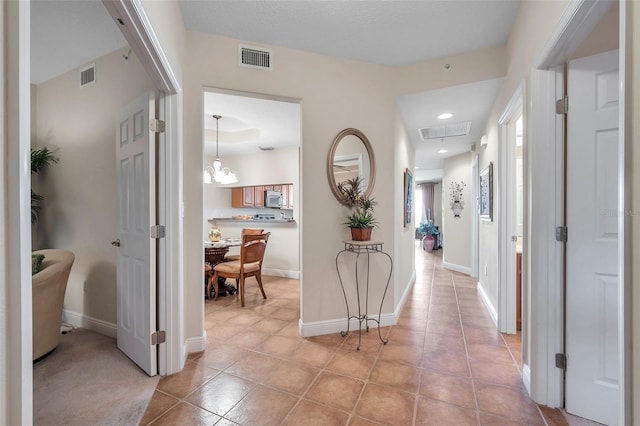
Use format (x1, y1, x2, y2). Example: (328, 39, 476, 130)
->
(141, 244, 568, 425)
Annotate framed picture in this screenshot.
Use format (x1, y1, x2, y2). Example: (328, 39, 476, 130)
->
(404, 168, 413, 227)
(480, 162, 493, 221)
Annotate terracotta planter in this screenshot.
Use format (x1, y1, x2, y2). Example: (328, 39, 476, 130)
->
(350, 226, 373, 241)
(423, 235, 435, 252)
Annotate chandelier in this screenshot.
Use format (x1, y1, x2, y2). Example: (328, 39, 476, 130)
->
(204, 114, 238, 184)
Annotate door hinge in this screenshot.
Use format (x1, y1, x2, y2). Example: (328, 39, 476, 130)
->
(150, 118, 165, 133)
(150, 225, 166, 239)
(555, 353, 567, 370)
(151, 330, 166, 345)
(556, 226, 568, 242)
(555, 96, 568, 115)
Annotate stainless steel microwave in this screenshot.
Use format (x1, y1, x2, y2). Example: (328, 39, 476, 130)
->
(264, 190, 282, 208)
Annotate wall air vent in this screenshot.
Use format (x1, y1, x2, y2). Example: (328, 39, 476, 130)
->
(239, 44, 272, 71)
(79, 63, 96, 87)
(419, 121, 472, 141)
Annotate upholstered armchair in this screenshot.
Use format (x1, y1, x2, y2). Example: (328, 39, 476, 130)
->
(32, 249, 75, 361)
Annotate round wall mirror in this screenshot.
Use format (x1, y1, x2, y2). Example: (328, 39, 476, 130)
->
(327, 128, 376, 205)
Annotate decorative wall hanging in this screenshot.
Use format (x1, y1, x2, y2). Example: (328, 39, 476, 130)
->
(480, 162, 493, 221)
(404, 168, 413, 227)
(449, 180, 466, 219)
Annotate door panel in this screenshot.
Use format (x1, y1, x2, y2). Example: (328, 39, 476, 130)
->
(566, 50, 618, 425)
(116, 92, 157, 376)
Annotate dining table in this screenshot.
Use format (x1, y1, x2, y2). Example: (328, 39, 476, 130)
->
(204, 238, 242, 299)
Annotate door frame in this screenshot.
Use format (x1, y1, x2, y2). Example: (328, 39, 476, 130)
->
(497, 82, 523, 335)
(528, 1, 629, 422)
(5, 1, 184, 422)
(101, 0, 185, 377)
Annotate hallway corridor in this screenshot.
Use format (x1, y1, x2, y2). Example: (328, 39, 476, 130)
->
(141, 244, 566, 425)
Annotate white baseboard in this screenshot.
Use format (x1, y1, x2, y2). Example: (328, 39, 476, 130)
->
(62, 309, 117, 338)
(184, 332, 207, 355)
(395, 270, 416, 318)
(298, 271, 416, 338)
(442, 261, 471, 275)
(298, 313, 396, 337)
(477, 281, 498, 327)
(522, 363, 531, 395)
(263, 268, 300, 279)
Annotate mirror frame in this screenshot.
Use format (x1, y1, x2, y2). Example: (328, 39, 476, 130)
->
(327, 128, 376, 205)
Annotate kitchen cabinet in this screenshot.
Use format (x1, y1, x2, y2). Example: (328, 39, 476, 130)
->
(281, 185, 289, 209)
(231, 187, 254, 207)
(253, 186, 265, 207)
(231, 184, 293, 208)
(285, 184, 294, 209)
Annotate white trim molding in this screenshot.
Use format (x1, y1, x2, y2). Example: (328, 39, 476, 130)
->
(299, 271, 416, 337)
(6, 1, 33, 423)
(527, 0, 621, 409)
(62, 310, 117, 339)
(299, 313, 397, 338)
(184, 333, 207, 355)
(522, 364, 532, 395)
(497, 81, 524, 335)
(442, 261, 471, 276)
(477, 281, 498, 327)
(102, 0, 185, 377)
(528, 67, 565, 408)
(263, 269, 300, 279)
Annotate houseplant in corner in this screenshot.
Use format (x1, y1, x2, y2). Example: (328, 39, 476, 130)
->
(338, 176, 377, 241)
(418, 221, 440, 252)
(31, 147, 58, 224)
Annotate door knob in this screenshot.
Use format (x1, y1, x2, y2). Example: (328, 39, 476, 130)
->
(511, 236, 518, 242)
(111, 239, 121, 247)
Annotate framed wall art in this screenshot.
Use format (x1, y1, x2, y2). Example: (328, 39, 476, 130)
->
(480, 162, 493, 221)
(404, 168, 413, 227)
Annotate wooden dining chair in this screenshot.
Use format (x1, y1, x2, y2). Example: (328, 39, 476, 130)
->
(209, 232, 271, 306)
(223, 228, 264, 262)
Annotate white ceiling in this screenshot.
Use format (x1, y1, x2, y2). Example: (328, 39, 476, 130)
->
(31, 1, 520, 180)
(179, 1, 520, 67)
(397, 78, 504, 171)
(31, 0, 127, 85)
(203, 92, 301, 157)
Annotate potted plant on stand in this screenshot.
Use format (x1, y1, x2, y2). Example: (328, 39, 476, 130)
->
(338, 177, 377, 241)
(418, 221, 440, 252)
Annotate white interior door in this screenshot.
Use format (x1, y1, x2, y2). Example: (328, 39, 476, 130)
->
(116, 92, 157, 376)
(566, 49, 619, 425)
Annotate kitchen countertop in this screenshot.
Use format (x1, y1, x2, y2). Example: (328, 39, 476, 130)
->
(209, 218, 296, 224)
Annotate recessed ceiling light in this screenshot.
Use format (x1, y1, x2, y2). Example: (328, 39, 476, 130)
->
(438, 149, 448, 154)
(437, 113, 453, 120)
(414, 166, 420, 169)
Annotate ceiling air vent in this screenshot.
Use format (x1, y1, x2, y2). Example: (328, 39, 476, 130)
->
(79, 63, 96, 87)
(239, 44, 272, 71)
(419, 121, 472, 141)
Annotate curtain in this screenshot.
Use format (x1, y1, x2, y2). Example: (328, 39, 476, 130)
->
(421, 183, 435, 224)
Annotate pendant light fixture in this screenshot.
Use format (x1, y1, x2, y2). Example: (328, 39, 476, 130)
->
(204, 114, 238, 184)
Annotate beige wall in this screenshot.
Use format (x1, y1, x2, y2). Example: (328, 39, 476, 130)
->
(183, 31, 400, 336)
(393, 45, 507, 96)
(203, 147, 300, 274)
(477, 0, 570, 324)
(140, 0, 186, 86)
(32, 48, 155, 325)
(393, 111, 415, 305)
(570, 2, 619, 61)
(442, 153, 472, 270)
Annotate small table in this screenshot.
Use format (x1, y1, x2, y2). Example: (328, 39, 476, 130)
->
(335, 240, 393, 350)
